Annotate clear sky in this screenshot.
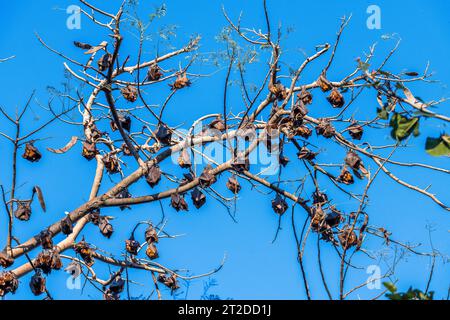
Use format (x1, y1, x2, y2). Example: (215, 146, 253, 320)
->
(0, 0, 449, 300)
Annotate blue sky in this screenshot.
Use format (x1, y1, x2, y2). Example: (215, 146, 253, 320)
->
(0, 0, 449, 300)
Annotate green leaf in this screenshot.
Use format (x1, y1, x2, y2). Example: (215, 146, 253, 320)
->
(389, 113, 420, 141)
(384, 284, 435, 300)
(383, 282, 397, 293)
(387, 293, 402, 300)
(358, 60, 370, 72)
(377, 107, 389, 120)
(418, 292, 428, 300)
(425, 134, 450, 157)
(413, 123, 420, 137)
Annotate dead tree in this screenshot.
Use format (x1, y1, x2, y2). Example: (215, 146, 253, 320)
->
(0, 1, 448, 300)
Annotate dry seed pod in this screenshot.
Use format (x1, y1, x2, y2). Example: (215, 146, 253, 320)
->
(231, 155, 250, 173)
(14, 202, 31, 221)
(0, 252, 14, 268)
(34, 250, 62, 274)
(32, 186, 46, 213)
(338, 226, 358, 249)
(0, 271, 19, 297)
(155, 125, 172, 145)
(82, 141, 98, 161)
(178, 149, 191, 169)
(226, 176, 241, 194)
(22, 143, 42, 162)
(73, 41, 92, 50)
(297, 89, 313, 105)
(144, 225, 158, 244)
(146, 243, 159, 260)
(147, 64, 163, 81)
(110, 114, 132, 132)
(157, 274, 180, 291)
(46, 136, 78, 155)
(170, 73, 191, 90)
(109, 275, 125, 294)
(379, 227, 392, 245)
(39, 229, 53, 250)
(117, 188, 132, 199)
(116, 188, 132, 211)
(345, 151, 362, 170)
(310, 206, 326, 232)
(321, 229, 338, 244)
(171, 193, 188, 212)
(120, 85, 138, 102)
(73, 240, 95, 267)
(326, 207, 343, 228)
(103, 288, 119, 300)
(97, 53, 112, 71)
(264, 126, 279, 153)
(89, 210, 101, 225)
(118, 114, 132, 132)
(29, 271, 46, 296)
(209, 117, 226, 131)
(98, 216, 114, 238)
(327, 89, 345, 108)
(316, 228, 335, 242)
(48, 251, 63, 271)
(317, 74, 332, 92)
(312, 191, 328, 205)
(294, 126, 312, 138)
(315, 119, 336, 138)
(269, 81, 288, 100)
(271, 194, 288, 215)
(60, 215, 73, 235)
(347, 123, 364, 140)
(191, 188, 206, 209)
(85, 122, 103, 141)
(146, 165, 162, 188)
(311, 215, 329, 233)
(199, 164, 216, 188)
(345, 151, 369, 179)
(291, 102, 309, 121)
(125, 236, 140, 255)
(278, 117, 292, 132)
(121, 143, 133, 156)
(297, 147, 317, 161)
(103, 154, 120, 174)
(337, 167, 354, 185)
(405, 71, 419, 77)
